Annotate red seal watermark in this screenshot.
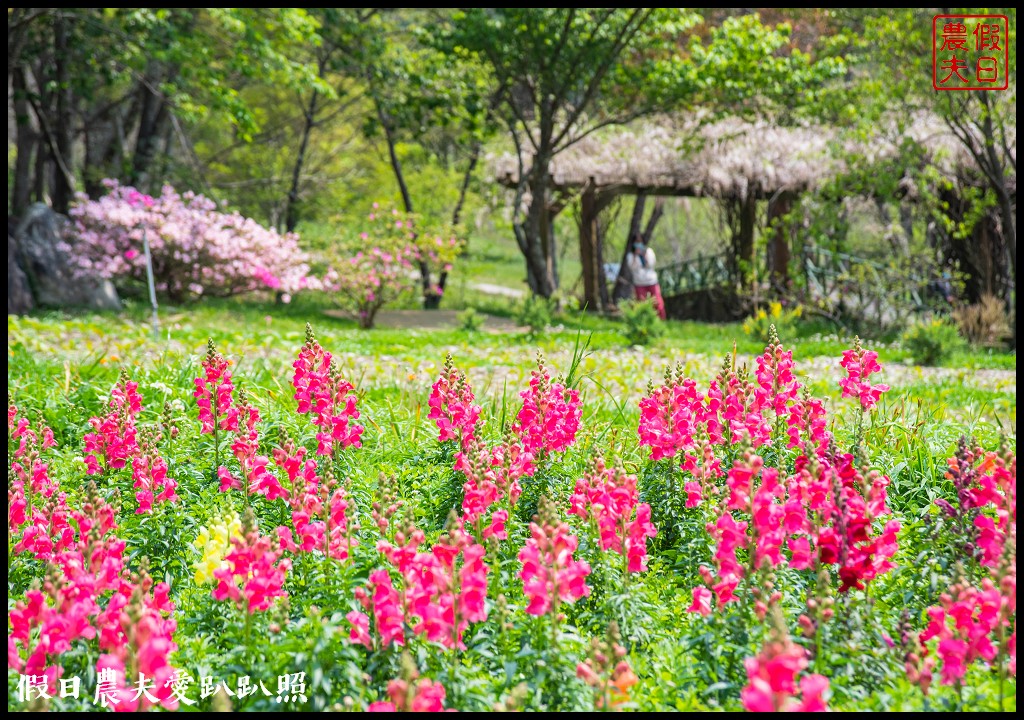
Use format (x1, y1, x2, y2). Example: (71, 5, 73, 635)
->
(933, 14, 1009, 90)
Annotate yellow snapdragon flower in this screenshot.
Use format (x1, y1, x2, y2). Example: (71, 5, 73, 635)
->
(192, 512, 244, 585)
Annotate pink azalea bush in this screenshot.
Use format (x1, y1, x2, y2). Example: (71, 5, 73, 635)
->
(63, 179, 315, 302)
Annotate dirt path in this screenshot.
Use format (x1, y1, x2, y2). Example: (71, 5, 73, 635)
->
(323, 309, 524, 332)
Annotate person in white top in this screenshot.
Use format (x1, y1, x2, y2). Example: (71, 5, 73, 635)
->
(625, 233, 666, 319)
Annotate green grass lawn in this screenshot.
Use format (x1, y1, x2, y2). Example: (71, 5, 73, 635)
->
(6, 298, 1016, 712)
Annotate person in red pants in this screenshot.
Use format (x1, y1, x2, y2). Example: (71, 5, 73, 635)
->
(626, 233, 666, 320)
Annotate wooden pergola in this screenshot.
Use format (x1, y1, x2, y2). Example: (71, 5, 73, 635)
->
(492, 113, 1004, 313)
(493, 117, 836, 311)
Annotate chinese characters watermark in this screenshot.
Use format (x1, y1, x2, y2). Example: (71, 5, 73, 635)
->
(933, 14, 1009, 90)
(15, 671, 308, 708)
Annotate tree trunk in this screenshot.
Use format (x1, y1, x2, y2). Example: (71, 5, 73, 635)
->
(642, 197, 664, 243)
(595, 209, 610, 310)
(738, 194, 757, 268)
(436, 141, 482, 297)
(898, 200, 915, 253)
(376, 98, 438, 307)
(84, 106, 123, 199)
(33, 133, 48, 203)
(520, 163, 556, 297)
(579, 186, 600, 312)
(52, 17, 74, 214)
(12, 68, 35, 218)
(285, 88, 318, 233)
(767, 191, 794, 292)
(131, 69, 173, 191)
(450, 141, 480, 230)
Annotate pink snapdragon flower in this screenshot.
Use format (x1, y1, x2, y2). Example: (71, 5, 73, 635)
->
(9, 482, 179, 709)
(8, 399, 61, 537)
(428, 354, 482, 447)
(637, 374, 703, 461)
(131, 436, 178, 514)
(839, 337, 889, 411)
(217, 390, 279, 497)
(454, 438, 533, 537)
(193, 339, 237, 434)
(569, 458, 657, 573)
(350, 519, 489, 651)
(920, 580, 1006, 685)
(272, 440, 358, 561)
(82, 370, 142, 475)
(513, 357, 581, 456)
(350, 569, 406, 649)
(741, 632, 830, 712)
(292, 324, 364, 454)
(753, 329, 800, 417)
(368, 675, 448, 712)
(519, 497, 591, 617)
(212, 513, 292, 613)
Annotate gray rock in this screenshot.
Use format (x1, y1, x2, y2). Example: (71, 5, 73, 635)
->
(8, 217, 34, 315)
(15, 202, 121, 311)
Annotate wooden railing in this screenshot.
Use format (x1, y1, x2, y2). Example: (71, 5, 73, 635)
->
(657, 245, 947, 324)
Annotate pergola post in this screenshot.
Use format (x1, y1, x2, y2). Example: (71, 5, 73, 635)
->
(579, 184, 601, 311)
(578, 181, 618, 312)
(767, 191, 795, 292)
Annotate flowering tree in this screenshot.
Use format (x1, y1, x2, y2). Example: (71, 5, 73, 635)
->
(63, 180, 316, 302)
(324, 206, 462, 328)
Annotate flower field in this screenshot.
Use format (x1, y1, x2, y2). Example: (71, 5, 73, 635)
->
(7, 310, 1016, 712)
